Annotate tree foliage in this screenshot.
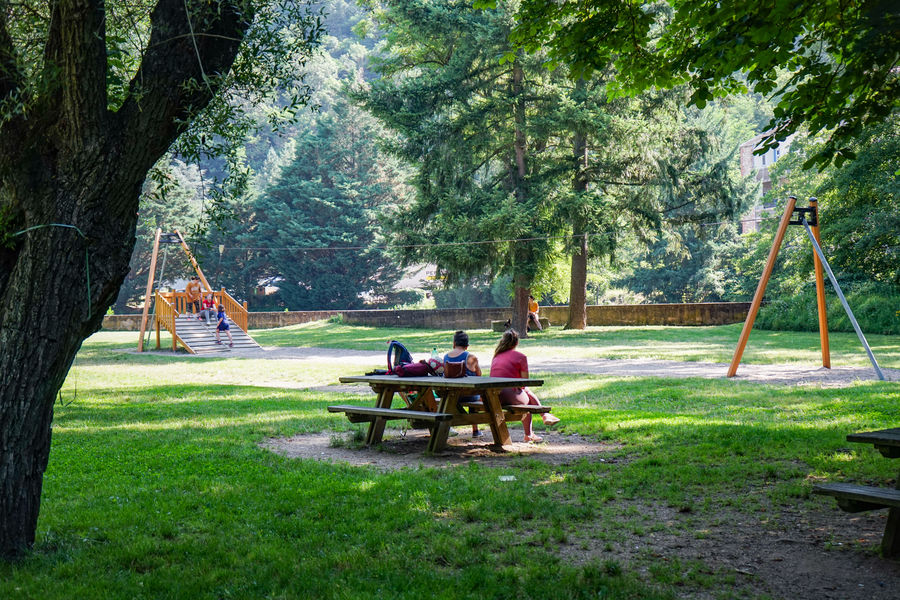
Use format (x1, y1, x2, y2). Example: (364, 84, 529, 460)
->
(484, 0, 900, 169)
(358, 0, 565, 332)
(246, 100, 408, 310)
(0, 0, 323, 558)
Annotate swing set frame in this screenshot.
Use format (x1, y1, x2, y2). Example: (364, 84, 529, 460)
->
(728, 196, 884, 380)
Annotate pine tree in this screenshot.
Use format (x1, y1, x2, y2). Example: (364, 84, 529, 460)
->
(248, 101, 406, 309)
(360, 0, 564, 335)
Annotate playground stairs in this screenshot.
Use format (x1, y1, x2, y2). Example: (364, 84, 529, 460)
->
(173, 314, 261, 355)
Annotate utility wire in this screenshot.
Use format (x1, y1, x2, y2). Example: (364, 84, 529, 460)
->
(221, 216, 780, 253)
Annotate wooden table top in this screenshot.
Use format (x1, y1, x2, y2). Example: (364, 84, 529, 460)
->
(847, 428, 900, 448)
(338, 374, 543, 389)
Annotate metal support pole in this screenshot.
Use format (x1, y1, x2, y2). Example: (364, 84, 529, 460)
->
(801, 218, 885, 381)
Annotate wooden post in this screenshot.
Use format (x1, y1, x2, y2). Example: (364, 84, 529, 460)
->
(885, 473, 900, 557)
(174, 230, 214, 294)
(155, 305, 161, 350)
(728, 196, 797, 377)
(809, 198, 830, 368)
(137, 228, 162, 351)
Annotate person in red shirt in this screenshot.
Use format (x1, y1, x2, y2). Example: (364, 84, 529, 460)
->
(198, 293, 215, 324)
(490, 329, 559, 442)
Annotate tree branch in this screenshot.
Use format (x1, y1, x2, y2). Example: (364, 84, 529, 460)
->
(0, 7, 25, 102)
(0, 7, 28, 176)
(39, 0, 109, 150)
(115, 0, 253, 176)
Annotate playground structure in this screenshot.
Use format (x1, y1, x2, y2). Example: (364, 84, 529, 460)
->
(137, 229, 260, 354)
(728, 196, 884, 380)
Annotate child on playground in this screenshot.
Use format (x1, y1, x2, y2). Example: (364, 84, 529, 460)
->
(198, 293, 215, 324)
(185, 276, 202, 314)
(490, 329, 559, 442)
(443, 330, 483, 438)
(215, 305, 234, 347)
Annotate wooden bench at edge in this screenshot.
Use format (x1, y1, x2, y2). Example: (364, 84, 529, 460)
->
(327, 405, 453, 424)
(812, 483, 900, 512)
(812, 427, 900, 558)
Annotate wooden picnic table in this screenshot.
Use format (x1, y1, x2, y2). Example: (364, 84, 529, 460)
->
(813, 427, 900, 557)
(329, 374, 545, 453)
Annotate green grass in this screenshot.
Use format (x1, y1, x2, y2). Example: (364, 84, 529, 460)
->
(249, 321, 900, 368)
(2, 324, 899, 599)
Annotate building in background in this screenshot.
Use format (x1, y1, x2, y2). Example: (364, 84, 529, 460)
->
(739, 132, 794, 233)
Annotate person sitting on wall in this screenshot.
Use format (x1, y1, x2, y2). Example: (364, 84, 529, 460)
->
(527, 294, 542, 331)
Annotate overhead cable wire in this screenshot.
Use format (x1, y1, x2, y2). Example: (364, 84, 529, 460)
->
(221, 216, 781, 253)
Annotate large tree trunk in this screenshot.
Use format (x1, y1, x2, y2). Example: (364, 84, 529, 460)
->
(512, 277, 530, 338)
(0, 0, 252, 558)
(566, 112, 589, 330)
(509, 53, 532, 338)
(566, 231, 588, 330)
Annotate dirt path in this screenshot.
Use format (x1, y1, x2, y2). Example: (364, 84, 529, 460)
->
(225, 345, 897, 388)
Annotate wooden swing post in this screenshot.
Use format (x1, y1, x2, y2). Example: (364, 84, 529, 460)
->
(727, 196, 797, 377)
(137, 228, 162, 352)
(175, 230, 214, 294)
(809, 197, 831, 368)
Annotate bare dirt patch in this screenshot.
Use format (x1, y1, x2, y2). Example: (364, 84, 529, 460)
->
(264, 430, 900, 599)
(557, 500, 900, 600)
(261, 430, 622, 471)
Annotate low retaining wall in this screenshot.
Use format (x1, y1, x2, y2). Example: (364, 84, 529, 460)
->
(103, 302, 750, 331)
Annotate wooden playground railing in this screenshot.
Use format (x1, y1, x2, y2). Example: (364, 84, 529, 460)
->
(158, 289, 249, 333)
(217, 289, 249, 332)
(154, 292, 179, 351)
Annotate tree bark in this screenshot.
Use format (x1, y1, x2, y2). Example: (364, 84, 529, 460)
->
(512, 277, 530, 338)
(566, 231, 588, 329)
(0, 0, 252, 558)
(566, 107, 589, 330)
(509, 53, 531, 338)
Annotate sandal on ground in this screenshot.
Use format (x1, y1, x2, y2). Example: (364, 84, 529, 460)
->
(229, 343, 234, 347)
(215, 340, 222, 344)
(542, 414, 560, 427)
(524, 434, 543, 443)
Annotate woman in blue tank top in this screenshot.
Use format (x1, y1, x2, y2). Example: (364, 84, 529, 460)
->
(443, 330, 483, 438)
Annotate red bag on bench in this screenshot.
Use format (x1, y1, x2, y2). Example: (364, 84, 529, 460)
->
(394, 360, 436, 377)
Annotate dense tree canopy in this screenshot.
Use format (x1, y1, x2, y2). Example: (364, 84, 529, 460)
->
(359, 0, 565, 333)
(485, 0, 899, 169)
(247, 100, 408, 310)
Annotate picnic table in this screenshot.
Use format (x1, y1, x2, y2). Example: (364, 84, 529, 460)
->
(329, 374, 546, 453)
(813, 427, 900, 557)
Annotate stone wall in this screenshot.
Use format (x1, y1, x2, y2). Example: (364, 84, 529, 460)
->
(103, 302, 750, 331)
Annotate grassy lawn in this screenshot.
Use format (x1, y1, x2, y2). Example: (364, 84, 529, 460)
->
(250, 321, 900, 368)
(2, 324, 898, 599)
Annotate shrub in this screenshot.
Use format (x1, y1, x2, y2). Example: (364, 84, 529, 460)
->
(756, 281, 900, 335)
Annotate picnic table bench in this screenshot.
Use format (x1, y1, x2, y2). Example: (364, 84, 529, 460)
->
(330, 374, 546, 453)
(813, 427, 900, 557)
